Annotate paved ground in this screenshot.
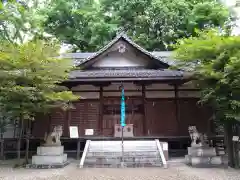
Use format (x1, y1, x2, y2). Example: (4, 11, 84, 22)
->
(0, 159, 240, 180)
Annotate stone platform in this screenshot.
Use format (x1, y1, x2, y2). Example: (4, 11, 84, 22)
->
(185, 155, 228, 168)
(185, 146, 228, 168)
(25, 161, 69, 169)
(26, 146, 69, 169)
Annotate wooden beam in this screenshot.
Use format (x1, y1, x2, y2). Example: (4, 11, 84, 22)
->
(174, 85, 180, 135)
(142, 84, 147, 136)
(93, 82, 111, 87)
(99, 86, 104, 135)
(72, 88, 200, 93)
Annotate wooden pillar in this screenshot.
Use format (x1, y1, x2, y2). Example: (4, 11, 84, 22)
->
(0, 134, 4, 160)
(174, 84, 180, 135)
(64, 109, 71, 137)
(76, 139, 81, 160)
(142, 84, 147, 136)
(99, 86, 103, 136)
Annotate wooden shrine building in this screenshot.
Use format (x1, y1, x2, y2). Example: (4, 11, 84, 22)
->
(31, 33, 213, 140)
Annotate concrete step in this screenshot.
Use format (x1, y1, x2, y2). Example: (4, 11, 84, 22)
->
(84, 157, 163, 168)
(87, 151, 159, 157)
(88, 149, 158, 152)
(84, 162, 163, 168)
(85, 156, 162, 162)
(80, 140, 167, 168)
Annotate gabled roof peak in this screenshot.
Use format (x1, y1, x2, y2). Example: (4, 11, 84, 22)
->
(79, 33, 170, 69)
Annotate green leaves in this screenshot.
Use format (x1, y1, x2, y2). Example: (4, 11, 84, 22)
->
(43, 0, 232, 51)
(174, 29, 240, 123)
(0, 40, 79, 122)
(0, 0, 48, 44)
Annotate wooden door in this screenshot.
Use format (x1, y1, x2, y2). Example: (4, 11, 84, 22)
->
(102, 97, 144, 136)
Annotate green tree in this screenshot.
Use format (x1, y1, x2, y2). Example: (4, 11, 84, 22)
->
(43, 0, 117, 52)
(0, 0, 48, 43)
(173, 29, 240, 167)
(0, 40, 79, 164)
(43, 0, 232, 52)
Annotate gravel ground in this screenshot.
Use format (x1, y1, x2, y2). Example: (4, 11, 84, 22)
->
(0, 159, 239, 180)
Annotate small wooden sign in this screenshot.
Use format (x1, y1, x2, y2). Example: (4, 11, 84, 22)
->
(85, 129, 94, 136)
(162, 143, 168, 151)
(232, 136, 239, 142)
(69, 126, 79, 138)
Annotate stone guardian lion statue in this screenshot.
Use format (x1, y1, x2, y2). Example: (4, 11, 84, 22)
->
(188, 126, 208, 147)
(43, 125, 63, 146)
(188, 126, 202, 147)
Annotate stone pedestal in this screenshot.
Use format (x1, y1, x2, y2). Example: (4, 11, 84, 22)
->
(26, 146, 69, 169)
(185, 145, 228, 168)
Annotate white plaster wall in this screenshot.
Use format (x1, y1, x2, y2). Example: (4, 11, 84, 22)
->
(92, 51, 148, 67)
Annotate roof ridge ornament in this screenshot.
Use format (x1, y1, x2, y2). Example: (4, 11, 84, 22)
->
(116, 28, 126, 37)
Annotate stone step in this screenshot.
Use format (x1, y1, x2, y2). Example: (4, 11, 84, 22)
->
(84, 158, 163, 168)
(89, 141, 157, 146)
(88, 146, 158, 150)
(89, 148, 157, 151)
(81, 140, 167, 168)
(85, 157, 162, 162)
(84, 162, 163, 168)
(87, 151, 159, 157)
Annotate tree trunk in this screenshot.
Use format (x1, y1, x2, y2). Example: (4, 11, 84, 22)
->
(224, 122, 234, 167)
(17, 117, 24, 164)
(25, 121, 30, 164)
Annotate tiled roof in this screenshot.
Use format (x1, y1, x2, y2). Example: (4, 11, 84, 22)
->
(60, 52, 94, 59)
(69, 69, 183, 79)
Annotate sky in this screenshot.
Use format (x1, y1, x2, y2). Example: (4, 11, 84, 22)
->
(221, 0, 240, 35)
